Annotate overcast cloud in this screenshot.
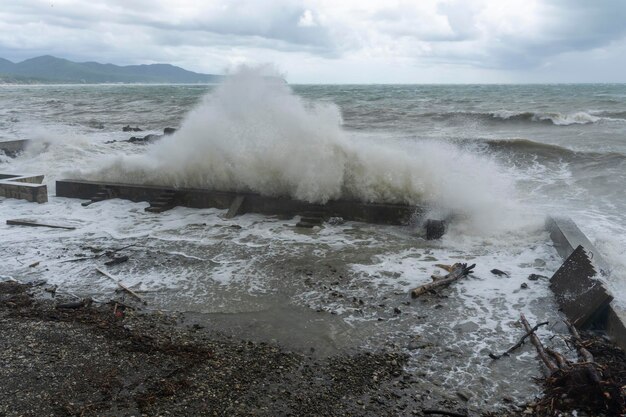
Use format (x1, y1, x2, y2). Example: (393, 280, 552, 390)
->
(0, 0, 625, 83)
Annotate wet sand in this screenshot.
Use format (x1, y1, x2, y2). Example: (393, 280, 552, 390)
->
(0, 281, 490, 417)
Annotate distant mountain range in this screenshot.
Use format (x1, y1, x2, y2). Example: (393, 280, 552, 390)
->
(0, 56, 223, 84)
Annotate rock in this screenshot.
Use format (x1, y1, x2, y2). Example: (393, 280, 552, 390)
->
(393, 307, 402, 315)
(528, 273, 548, 281)
(122, 125, 143, 132)
(457, 389, 473, 401)
(520, 282, 528, 289)
(127, 134, 162, 143)
(163, 127, 177, 135)
(425, 219, 446, 240)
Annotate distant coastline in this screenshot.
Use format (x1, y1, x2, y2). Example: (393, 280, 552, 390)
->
(0, 55, 223, 84)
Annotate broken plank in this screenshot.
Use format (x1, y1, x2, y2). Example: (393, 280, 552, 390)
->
(96, 267, 145, 304)
(6, 219, 76, 230)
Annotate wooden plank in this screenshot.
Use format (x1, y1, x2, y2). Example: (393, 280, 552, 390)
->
(96, 267, 145, 304)
(6, 219, 76, 230)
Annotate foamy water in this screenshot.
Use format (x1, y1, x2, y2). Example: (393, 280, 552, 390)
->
(2, 75, 625, 409)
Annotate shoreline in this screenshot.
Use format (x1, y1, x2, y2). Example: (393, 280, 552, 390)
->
(0, 281, 477, 417)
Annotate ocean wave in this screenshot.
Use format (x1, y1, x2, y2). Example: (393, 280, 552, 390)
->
(483, 138, 626, 164)
(427, 110, 625, 126)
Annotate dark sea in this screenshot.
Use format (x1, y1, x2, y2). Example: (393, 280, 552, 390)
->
(1, 80, 625, 408)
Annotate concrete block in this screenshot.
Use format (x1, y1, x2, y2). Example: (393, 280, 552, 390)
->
(225, 195, 246, 219)
(0, 140, 30, 157)
(0, 173, 47, 203)
(546, 216, 610, 276)
(607, 305, 626, 352)
(56, 179, 423, 225)
(549, 245, 613, 328)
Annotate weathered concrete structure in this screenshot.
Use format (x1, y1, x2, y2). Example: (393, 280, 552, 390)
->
(0, 140, 30, 157)
(0, 173, 48, 203)
(56, 179, 422, 225)
(546, 216, 626, 351)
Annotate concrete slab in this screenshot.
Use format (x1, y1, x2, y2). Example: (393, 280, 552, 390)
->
(0, 140, 30, 157)
(56, 179, 422, 225)
(607, 306, 626, 352)
(0, 173, 47, 203)
(546, 216, 610, 276)
(549, 245, 613, 328)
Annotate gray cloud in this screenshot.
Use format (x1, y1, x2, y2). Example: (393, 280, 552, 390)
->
(0, 1, 625, 81)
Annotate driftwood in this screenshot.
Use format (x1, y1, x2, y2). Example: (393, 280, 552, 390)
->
(62, 244, 135, 263)
(423, 410, 466, 417)
(489, 320, 549, 360)
(56, 298, 92, 309)
(521, 315, 625, 415)
(410, 263, 475, 298)
(520, 313, 558, 374)
(96, 268, 145, 304)
(104, 255, 129, 266)
(7, 219, 76, 230)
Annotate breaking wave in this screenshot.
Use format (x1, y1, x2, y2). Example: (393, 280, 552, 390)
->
(482, 138, 626, 166)
(83, 66, 531, 233)
(427, 110, 625, 126)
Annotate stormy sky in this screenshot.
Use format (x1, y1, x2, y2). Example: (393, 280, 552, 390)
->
(1, 0, 625, 83)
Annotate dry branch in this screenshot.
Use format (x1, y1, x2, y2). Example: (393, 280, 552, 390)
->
(520, 313, 558, 375)
(489, 321, 549, 360)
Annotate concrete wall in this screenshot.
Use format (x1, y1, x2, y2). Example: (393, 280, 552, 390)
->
(0, 173, 47, 203)
(0, 140, 30, 157)
(546, 216, 626, 351)
(56, 179, 421, 225)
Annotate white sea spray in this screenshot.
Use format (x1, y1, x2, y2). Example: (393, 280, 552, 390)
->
(84, 66, 533, 234)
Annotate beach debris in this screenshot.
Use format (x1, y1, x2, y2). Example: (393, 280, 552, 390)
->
(6, 219, 75, 230)
(434, 264, 455, 272)
(425, 219, 446, 240)
(410, 263, 475, 298)
(422, 409, 467, 417)
(62, 244, 135, 263)
(521, 313, 625, 415)
(104, 255, 129, 266)
(490, 268, 509, 277)
(56, 298, 92, 309)
(96, 267, 146, 304)
(528, 273, 547, 281)
(122, 125, 143, 132)
(28, 261, 40, 268)
(488, 320, 549, 360)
